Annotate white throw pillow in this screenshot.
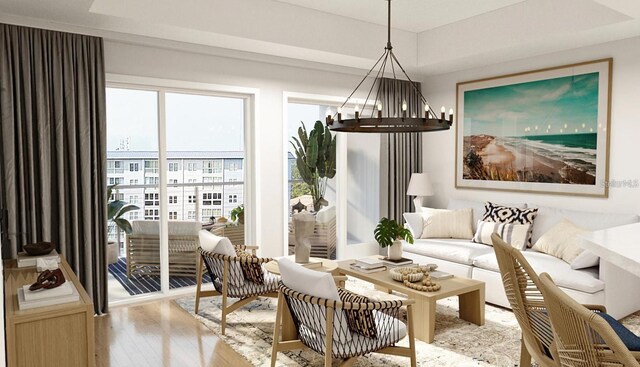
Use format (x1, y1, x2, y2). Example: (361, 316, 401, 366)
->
(570, 250, 600, 270)
(198, 230, 244, 286)
(532, 219, 590, 264)
(403, 212, 423, 239)
(420, 207, 474, 239)
(278, 258, 340, 301)
(473, 220, 532, 250)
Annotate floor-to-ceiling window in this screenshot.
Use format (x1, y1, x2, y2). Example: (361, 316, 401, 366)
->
(106, 83, 248, 302)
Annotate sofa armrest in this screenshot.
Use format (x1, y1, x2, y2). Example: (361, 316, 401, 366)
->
(600, 260, 640, 319)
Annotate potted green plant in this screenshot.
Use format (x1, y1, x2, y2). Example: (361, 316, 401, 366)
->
(106, 185, 140, 264)
(374, 217, 414, 260)
(230, 204, 244, 225)
(290, 120, 336, 212)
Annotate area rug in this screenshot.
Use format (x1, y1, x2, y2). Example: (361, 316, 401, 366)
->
(108, 257, 211, 295)
(176, 279, 640, 367)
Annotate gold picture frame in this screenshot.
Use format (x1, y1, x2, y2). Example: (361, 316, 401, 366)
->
(455, 58, 612, 197)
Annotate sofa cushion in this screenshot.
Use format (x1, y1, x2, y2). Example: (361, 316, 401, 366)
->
(447, 199, 526, 232)
(532, 219, 589, 264)
(403, 212, 423, 238)
(472, 250, 604, 294)
(404, 238, 494, 265)
(473, 220, 532, 250)
(420, 207, 474, 239)
(529, 205, 639, 244)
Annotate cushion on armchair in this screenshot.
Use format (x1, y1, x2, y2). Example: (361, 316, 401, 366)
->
(278, 258, 340, 301)
(338, 288, 377, 339)
(199, 230, 245, 287)
(233, 245, 264, 284)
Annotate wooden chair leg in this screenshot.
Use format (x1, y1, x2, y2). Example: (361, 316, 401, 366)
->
(221, 260, 230, 336)
(271, 292, 284, 367)
(325, 307, 334, 367)
(519, 337, 531, 367)
(407, 304, 417, 367)
(195, 256, 204, 314)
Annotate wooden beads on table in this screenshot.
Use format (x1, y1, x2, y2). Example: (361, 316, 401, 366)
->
(403, 278, 441, 292)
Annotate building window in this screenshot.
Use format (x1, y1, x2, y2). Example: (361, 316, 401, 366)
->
(145, 209, 160, 220)
(168, 162, 180, 172)
(145, 160, 159, 174)
(228, 194, 238, 203)
(168, 195, 178, 204)
(188, 195, 196, 203)
(129, 179, 138, 185)
(145, 177, 159, 185)
(187, 179, 197, 183)
(145, 193, 160, 206)
(187, 211, 196, 220)
(109, 177, 124, 185)
(107, 160, 124, 174)
(129, 195, 139, 205)
(129, 163, 139, 172)
(202, 160, 223, 174)
(168, 211, 178, 220)
(202, 208, 222, 219)
(187, 162, 198, 171)
(203, 177, 214, 183)
(169, 179, 178, 184)
(129, 211, 139, 220)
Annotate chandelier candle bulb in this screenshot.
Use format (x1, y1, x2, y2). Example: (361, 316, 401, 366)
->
(441, 106, 446, 121)
(402, 100, 407, 118)
(377, 103, 383, 119)
(449, 108, 454, 122)
(354, 104, 360, 120)
(325, 108, 333, 125)
(337, 107, 342, 122)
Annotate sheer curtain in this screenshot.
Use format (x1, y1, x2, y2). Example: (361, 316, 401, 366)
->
(379, 78, 424, 223)
(0, 23, 108, 314)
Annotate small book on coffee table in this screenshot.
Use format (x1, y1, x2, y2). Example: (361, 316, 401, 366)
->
(381, 257, 413, 267)
(355, 257, 384, 269)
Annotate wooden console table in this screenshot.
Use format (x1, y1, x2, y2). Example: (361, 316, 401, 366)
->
(3, 258, 95, 367)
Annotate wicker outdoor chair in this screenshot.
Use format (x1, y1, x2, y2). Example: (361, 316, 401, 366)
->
(271, 281, 417, 367)
(491, 233, 608, 367)
(195, 244, 279, 335)
(539, 272, 640, 367)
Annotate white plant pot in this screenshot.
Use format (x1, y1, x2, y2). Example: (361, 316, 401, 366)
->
(107, 241, 119, 265)
(387, 240, 403, 260)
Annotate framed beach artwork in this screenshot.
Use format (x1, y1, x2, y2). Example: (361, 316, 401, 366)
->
(455, 58, 612, 197)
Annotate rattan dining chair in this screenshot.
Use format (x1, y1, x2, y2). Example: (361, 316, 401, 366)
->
(538, 272, 640, 367)
(491, 233, 607, 367)
(195, 242, 279, 335)
(271, 282, 417, 367)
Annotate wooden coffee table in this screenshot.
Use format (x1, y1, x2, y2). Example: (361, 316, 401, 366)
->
(337, 258, 485, 343)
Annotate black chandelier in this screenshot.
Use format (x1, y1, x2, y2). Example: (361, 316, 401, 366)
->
(325, 0, 453, 133)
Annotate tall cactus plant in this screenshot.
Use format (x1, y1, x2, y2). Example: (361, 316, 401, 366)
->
(290, 120, 337, 212)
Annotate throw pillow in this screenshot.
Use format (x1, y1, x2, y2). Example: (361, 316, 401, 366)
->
(472, 220, 532, 250)
(337, 288, 377, 339)
(278, 258, 340, 301)
(482, 202, 538, 246)
(420, 207, 474, 239)
(532, 219, 590, 264)
(233, 245, 264, 284)
(570, 249, 600, 270)
(403, 212, 423, 239)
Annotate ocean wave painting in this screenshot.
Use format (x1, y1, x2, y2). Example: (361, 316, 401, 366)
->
(456, 59, 611, 196)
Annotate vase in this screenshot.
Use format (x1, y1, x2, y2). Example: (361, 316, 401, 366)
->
(107, 241, 119, 264)
(387, 240, 403, 260)
(293, 212, 316, 263)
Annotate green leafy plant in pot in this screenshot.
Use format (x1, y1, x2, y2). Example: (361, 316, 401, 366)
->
(230, 204, 244, 225)
(290, 120, 336, 212)
(107, 185, 140, 263)
(374, 217, 414, 260)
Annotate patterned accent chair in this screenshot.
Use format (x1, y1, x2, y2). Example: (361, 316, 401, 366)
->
(195, 230, 279, 335)
(271, 258, 416, 367)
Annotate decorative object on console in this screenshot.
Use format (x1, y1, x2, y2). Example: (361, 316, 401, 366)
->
(406, 173, 434, 210)
(456, 58, 612, 197)
(420, 207, 474, 239)
(17, 249, 60, 268)
(324, 0, 453, 133)
(374, 217, 414, 260)
(472, 220, 532, 250)
(23, 241, 55, 256)
(29, 268, 66, 291)
(292, 212, 316, 263)
(290, 120, 337, 212)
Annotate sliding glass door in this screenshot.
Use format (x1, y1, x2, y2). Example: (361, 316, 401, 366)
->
(106, 84, 247, 303)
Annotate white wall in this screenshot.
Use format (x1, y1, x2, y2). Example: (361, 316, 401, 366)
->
(421, 36, 640, 214)
(104, 40, 364, 257)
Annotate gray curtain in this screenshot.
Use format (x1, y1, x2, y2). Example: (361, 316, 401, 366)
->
(0, 23, 108, 314)
(379, 78, 423, 222)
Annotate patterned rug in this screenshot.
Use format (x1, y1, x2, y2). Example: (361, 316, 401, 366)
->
(108, 257, 211, 295)
(176, 279, 640, 367)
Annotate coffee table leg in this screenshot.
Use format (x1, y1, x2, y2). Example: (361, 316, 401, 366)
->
(412, 297, 436, 343)
(458, 286, 485, 326)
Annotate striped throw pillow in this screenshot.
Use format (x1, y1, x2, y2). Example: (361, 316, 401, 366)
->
(472, 220, 532, 250)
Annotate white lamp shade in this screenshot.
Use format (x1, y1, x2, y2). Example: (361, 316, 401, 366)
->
(406, 173, 433, 196)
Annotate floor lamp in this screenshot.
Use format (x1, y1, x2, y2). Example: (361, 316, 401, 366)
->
(407, 173, 433, 211)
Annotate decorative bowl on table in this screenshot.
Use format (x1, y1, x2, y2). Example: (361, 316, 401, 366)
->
(23, 242, 55, 256)
(390, 267, 424, 282)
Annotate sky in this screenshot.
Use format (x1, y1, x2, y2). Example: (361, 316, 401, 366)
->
(106, 88, 244, 152)
(463, 72, 600, 137)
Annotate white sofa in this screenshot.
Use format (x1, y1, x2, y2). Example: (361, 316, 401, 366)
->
(401, 199, 640, 319)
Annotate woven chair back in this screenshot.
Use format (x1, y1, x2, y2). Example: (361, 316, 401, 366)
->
(491, 233, 555, 367)
(539, 273, 640, 367)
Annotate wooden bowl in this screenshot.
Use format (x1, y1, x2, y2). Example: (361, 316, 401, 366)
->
(23, 242, 55, 256)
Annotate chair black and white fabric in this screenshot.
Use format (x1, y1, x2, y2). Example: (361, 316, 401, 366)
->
(271, 258, 417, 367)
(195, 230, 279, 335)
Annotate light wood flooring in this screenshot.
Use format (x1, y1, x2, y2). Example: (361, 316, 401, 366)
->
(95, 299, 251, 367)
